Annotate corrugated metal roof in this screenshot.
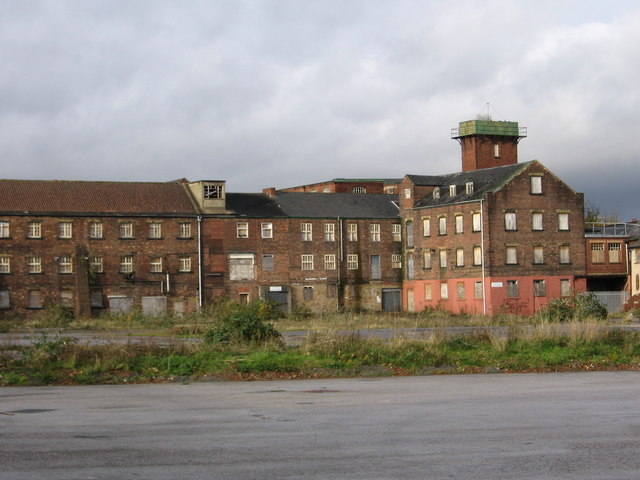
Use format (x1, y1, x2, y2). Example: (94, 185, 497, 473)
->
(0, 179, 197, 215)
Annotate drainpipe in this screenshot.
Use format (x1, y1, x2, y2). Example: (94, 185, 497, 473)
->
(197, 215, 203, 309)
(338, 217, 343, 311)
(480, 199, 487, 316)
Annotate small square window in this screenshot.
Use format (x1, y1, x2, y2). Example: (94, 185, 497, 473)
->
(324, 223, 335, 241)
(179, 222, 192, 239)
(120, 222, 134, 239)
(370, 224, 381, 242)
(0, 221, 9, 238)
(149, 257, 163, 273)
(392, 254, 402, 269)
(533, 279, 546, 297)
(58, 255, 73, 274)
(58, 222, 73, 239)
(507, 280, 519, 298)
(27, 256, 41, 274)
(303, 286, 314, 301)
(179, 255, 192, 272)
(90, 256, 103, 273)
(301, 254, 314, 270)
(236, 222, 249, 238)
(324, 254, 336, 270)
(28, 222, 42, 239)
(261, 222, 273, 239)
(148, 222, 162, 239)
(120, 255, 134, 273)
(89, 222, 103, 239)
(347, 254, 359, 270)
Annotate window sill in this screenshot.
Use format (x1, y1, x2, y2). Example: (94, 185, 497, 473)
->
(119, 237, 136, 240)
(147, 238, 164, 240)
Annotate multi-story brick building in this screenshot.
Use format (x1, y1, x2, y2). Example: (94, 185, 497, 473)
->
(0, 116, 593, 319)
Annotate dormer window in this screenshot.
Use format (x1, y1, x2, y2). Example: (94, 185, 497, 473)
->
(433, 188, 440, 200)
(203, 184, 223, 199)
(465, 182, 474, 194)
(449, 185, 456, 196)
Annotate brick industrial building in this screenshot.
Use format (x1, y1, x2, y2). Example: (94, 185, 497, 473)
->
(0, 117, 596, 318)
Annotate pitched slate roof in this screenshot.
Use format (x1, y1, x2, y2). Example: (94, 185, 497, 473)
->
(274, 192, 400, 218)
(0, 179, 197, 215)
(411, 161, 533, 209)
(226, 193, 287, 217)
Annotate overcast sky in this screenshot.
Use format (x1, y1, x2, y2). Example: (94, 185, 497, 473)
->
(1, 0, 639, 220)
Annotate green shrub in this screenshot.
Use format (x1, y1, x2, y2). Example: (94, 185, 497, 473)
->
(203, 298, 282, 345)
(536, 292, 608, 322)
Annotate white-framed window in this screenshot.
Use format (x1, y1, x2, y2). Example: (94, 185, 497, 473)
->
(507, 280, 519, 298)
(262, 254, 274, 271)
(179, 222, 192, 239)
(392, 224, 401, 242)
(301, 223, 312, 241)
(324, 254, 336, 270)
(27, 256, 41, 274)
(558, 213, 569, 231)
(423, 251, 432, 269)
(561, 279, 571, 297)
(455, 215, 463, 234)
(466, 182, 474, 195)
(0, 255, 10, 273)
(591, 243, 605, 263)
(440, 282, 449, 300)
(422, 218, 431, 237)
(90, 256, 103, 273)
(370, 224, 381, 242)
(438, 217, 447, 235)
(236, 222, 249, 238)
(149, 257, 163, 273)
(352, 186, 367, 194)
(301, 254, 314, 270)
(494, 144, 500, 157)
(456, 248, 464, 267)
(424, 283, 432, 300)
(58, 222, 73, 239)
(533, 279, 546, 297)
(505, 212, 517, 231)
(120, 255, 134, 273)
(392, 254, 402, 269)
(474, 281, 483, 299)
(531, 176, 542, 194)
(456, 282, 465, 299)
(261, 222, 273, 239)
(348, 224, 358, 241)
(559, 245, 570, 264)
(324, 223, 335, 242)
(120, 222, 134, 239)
(407, 255, 414, 279)
(472, 212, 481, 232)
(506, 246, 518, 265)
(179, 255, 192, 272)
(88, 222, 103, 239)
(58, 255, 73, 274)
(0, 221, 9, 238)
(347, 254, 359, 270)
(148, 222, 162, 239)
(473, 246, 482, 266)
(404, 188, 411, 199)
(449, 185, 456, 197)
(609, 243, 622, 263)
(203, 184, 223, 199)
(532, 213, 543, 231)
(439, 249, 447, 268)
(533, 246, 544, 264)
(28, 221, 42, 239)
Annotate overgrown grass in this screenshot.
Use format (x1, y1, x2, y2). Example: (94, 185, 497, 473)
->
(3, 324, 640, 386)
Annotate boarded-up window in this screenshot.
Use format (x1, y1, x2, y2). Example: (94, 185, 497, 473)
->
(59, 289, 73, 306)
(533, 246, 544, 264)
(472, 213, 481, 232)
(406, 221, 413, 247)
(531, 176, 542, 194)
(591, 243, 605, 263)
(506, 246, 517, 265)
(262, 254, 274, 271)
(109, 296, 133, 313)
(424, 283, 432, 300)
(609, 243, 622, 263)
(407, 256, 414, 279)
(533, 280, 546, 297)
(438, 217, 447, 235)
(456, 282, 465, 299)
(0, 290, 10, 309)
(559, 246, 570, 264)
(303, 286, 314, 301)
(439, 250, 447, 268)
(440, 282, 448, 300)
(455, 215, 463, 234)
(474, 281, 483, 299)
(142, 296, 167, 316)
(506, 280, 519, 298)
(558, 213, 569, 231)
(370, 255, 381, 279)
(456, 248, 464, 267)
(505, 212, 517, 231)
(229, 254, 255, 280)
(561, 279, 571, 297)
(532, 213, 543, 231)
(423, 251, 432, 269)
(90, 290, 103, 308)
(28, 290, 42, 309)
(422, 218, 430, 237)
(473, 246, 482, 266)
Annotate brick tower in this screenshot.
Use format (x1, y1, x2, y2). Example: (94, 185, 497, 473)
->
(452, 117, 527, 172)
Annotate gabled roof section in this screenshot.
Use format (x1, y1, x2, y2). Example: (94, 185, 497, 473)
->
(412, 161, 533, 209)
(226, 193, 287, 217)
(0, 179, 197, 216)
(275, 192, 400, 218)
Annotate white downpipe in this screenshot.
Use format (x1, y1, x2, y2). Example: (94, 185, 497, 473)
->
(197, 215, 203, 309)
(480, 199, 487, 316)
